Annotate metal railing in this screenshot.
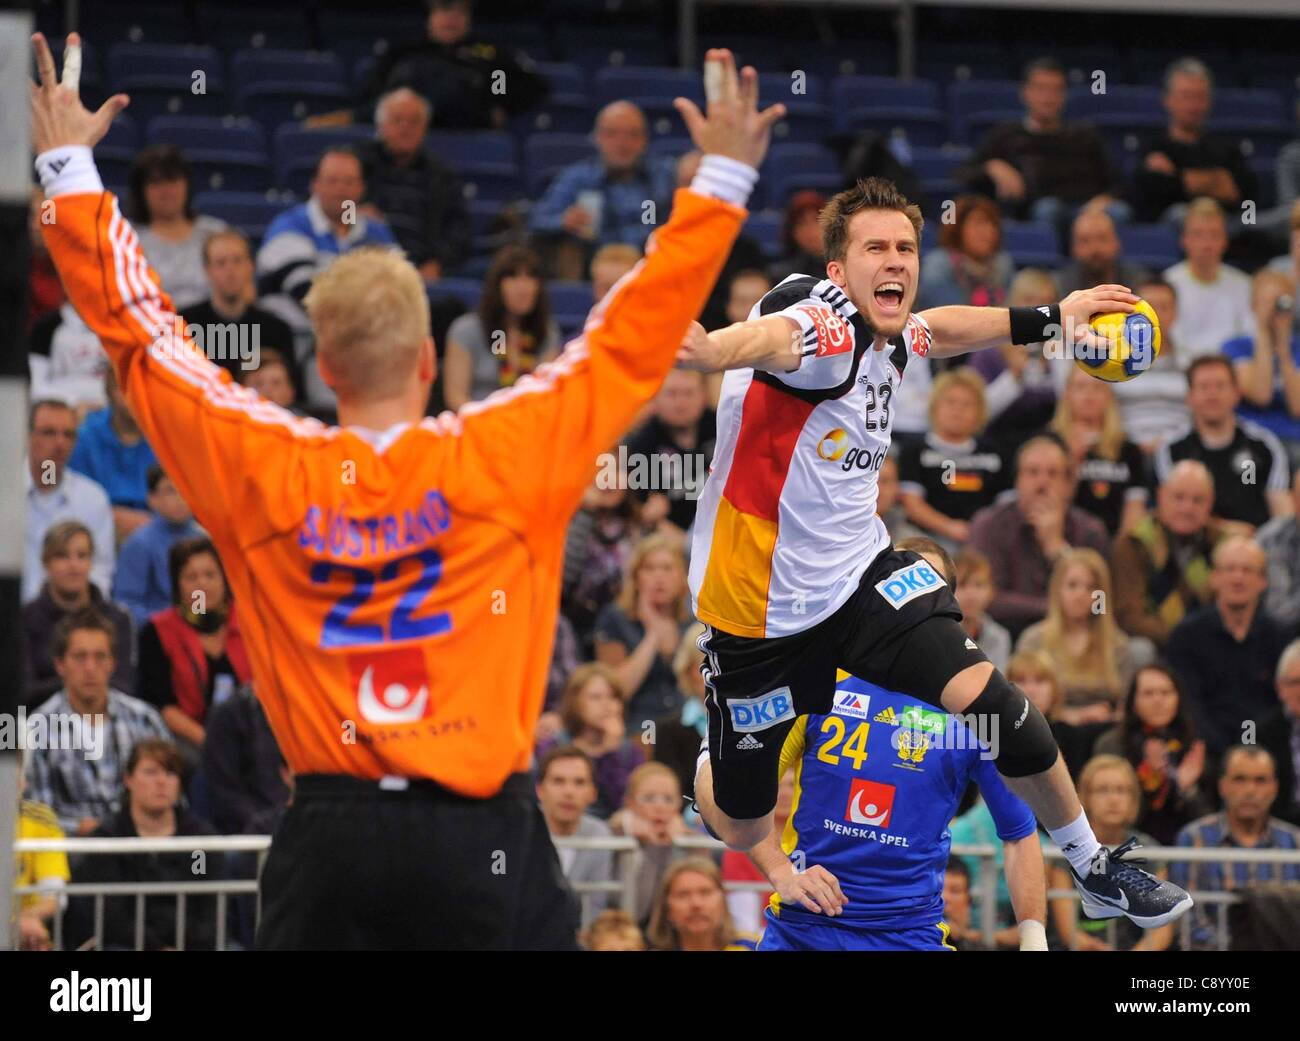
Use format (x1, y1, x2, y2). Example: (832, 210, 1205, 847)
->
(14, 833, 1300, 950)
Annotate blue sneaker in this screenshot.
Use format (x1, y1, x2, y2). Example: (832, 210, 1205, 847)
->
(1070, 837, 1194, 929)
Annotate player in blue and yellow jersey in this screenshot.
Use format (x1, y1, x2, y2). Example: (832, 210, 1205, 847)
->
(747, 540, 1049, 951)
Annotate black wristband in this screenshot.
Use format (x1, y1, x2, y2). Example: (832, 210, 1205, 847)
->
(1009, 303, 1062, 346)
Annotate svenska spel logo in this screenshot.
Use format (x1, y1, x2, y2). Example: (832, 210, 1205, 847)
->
(845, 778, 895, 827)
(348, 646, 430, 724)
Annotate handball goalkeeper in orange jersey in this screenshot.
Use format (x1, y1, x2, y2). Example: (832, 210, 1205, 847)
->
(29, 32, 784, 950)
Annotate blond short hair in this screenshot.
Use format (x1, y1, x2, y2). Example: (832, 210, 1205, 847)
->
(928, 368, 988, 431)
(304, 247, 430, 402)
(1184, 196, 1225, 228)
(591, 243, 641, 271)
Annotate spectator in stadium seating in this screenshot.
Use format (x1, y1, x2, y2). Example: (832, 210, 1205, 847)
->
(610, 761, 688, 924)
(27, 299, 107, 415)
(1257, 641, 1300, 827)
(1155, 355, 1292, 529)
(236, 348, 305, 414)
(651, 624, 710, 801)
(24, 521, 134, 708)
(1046, 756, 1173, 951)
(595, 532, 693, 730)
(1016, 548, 1148, 722)
(1265, 198, 1300, 313)
(1173, 746, 1300, 951)
(941, 858, 996, 951)
(1051, 367, 1149, 537)
(1166, 536, 1288, 757)
(529, 101, 676, 277)
(562, 477, 642, 655)
(916, 195, 1013, 312)
(441, 244, 560, 409)
(1109, 276, 1191, 455)
(590, 243, 641, 304)
(582, 909, 647, 951)
(1136, 58, 1255, 225)
(180, 229, 298, 392)
(1163, 198, 1254, 360)
(24, 610, 169, 835)
(1006, 649, 1091, 780)
(955, 548, 1012, 671)
(624, 369, 715, 535)
(969, 268, 1060, 455)
(647, 857, 759, 951)
(876, 453, 924, 544)
(24, 399, 114, 604)
(1259, 472, 1300, 631)
(898, 369, 1006, 551)
(1112, 459, 1227, 648)
(137, 537, 253, 761)
(112, 464, 201, 628)
(256, 147, 397, 407)
(67, 739, 222, 951)
(68, 368, 158, 542)
(768, 189, 828, 285)
(677, 151, 767, 331)
(27, 186, 63, 329)
(535, 745, 615, 929)
(1094, 664, 1210, 845)
(964, 57, 1129, 232)
(127, 145, 227, 310)
(969, 434, 1109, 637)
(355, 87, 470, 280)
(15, 753, 70, 951)
(536, 663, 645, 819)
(352, 0, 548, 131)
(1055, 206, 1149, 297)
(202, 683, 289, 836)
(1225, 268, 1300, 448)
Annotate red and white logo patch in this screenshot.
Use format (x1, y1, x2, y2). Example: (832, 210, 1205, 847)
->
(845, 778, 896, 827)
(347, 646, 431, 724)
(798, 305, 852, 357)
(906, 315, 931, 357)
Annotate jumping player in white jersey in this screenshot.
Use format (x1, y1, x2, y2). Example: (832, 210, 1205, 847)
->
(679, 178, 1192, 930)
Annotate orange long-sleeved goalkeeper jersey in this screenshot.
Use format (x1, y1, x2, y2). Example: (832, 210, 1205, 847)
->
(43, 186, 743, 797)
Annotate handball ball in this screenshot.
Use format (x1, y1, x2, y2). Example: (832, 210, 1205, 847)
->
(1075, 299, 1161, 382)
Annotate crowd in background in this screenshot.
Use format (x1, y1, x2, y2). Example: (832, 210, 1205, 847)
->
(15, 0, 1300, 952)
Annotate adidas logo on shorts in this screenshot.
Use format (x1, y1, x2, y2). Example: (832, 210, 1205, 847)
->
(736, 734, 764, 751)
(965, 638, 978, 650)
(873, 706, 900, 725)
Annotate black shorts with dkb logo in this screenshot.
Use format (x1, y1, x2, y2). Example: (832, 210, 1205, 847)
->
(699, 547, 988, 819)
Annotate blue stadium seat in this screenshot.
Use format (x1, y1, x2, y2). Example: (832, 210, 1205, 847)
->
(648, 137, 693, 163)
(767, 112, 835, 149)
(431, 277, 482, 311)
(1066, 84, 1163, 120)
(107, 43, 222, 88)
(957, 109, 1023, 146)
(1117, 224, 1180, 271)
(231, 49, 347, 90)
(1249, 159, 1278, 209)
(744, 211, 785, 260)
(841, 109, 948, 148)
(271, 124, 375, 194)
(196, 7, 312, 51)
(80, 3, 193, 44)
(832, 76, 941, 116)
(910, 145, 973, 181)
(95, 115, 141, 167)
(534, 63, 587, 98)
(460, 168, 524, 204)
(769, 172, 844, 209)
(593, 67, 702, 108)
(424, 131, 516, 170)
(145, 116, 270, 190)
(917, 43, 1015, 83)
(234, 84, 353, 129)
(947, 79, 1022, 143)
(523, 133, 595, 194)
(508, 102, 597, 137)
(548, 280, 594, 319)
(760, 71, 827, 109)
(1002, 221, 1062, 267)
(192, 190, 291, 242)
(465, 199, 506, 254)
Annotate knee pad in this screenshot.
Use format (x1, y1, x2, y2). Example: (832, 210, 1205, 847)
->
(963, 670, 1058, 778)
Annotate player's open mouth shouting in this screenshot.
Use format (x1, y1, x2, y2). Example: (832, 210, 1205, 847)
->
(873, 281, 907, 318)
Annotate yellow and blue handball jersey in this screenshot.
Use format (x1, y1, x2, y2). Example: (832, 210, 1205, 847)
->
(771, 673, 1036, 931)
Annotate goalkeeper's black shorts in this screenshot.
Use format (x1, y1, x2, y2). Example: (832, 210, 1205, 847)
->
(256, 772, 580, 951)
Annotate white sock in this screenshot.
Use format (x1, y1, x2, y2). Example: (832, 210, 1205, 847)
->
(1048, 810, 1102, 875)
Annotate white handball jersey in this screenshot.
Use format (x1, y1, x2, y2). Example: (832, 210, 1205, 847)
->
(688, 274, 933, 639)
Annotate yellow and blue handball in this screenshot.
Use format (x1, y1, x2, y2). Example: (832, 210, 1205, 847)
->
(1075, 299, 1161, 383)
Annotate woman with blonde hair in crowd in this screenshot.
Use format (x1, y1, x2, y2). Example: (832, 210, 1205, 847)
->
(1016, 548, 1149, 725)
(535, 662, 644, 818)
(1005, 649, 1092, 779)
(608, 761, 688, 922)
(581, 909, 647, 951)
(595, 532, 692, 730)
(1045, 755, 1173, 952)
(1051, 366, 1149, 537)
(645, 857, 759, 951)
(898, 368, 1007, 551)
